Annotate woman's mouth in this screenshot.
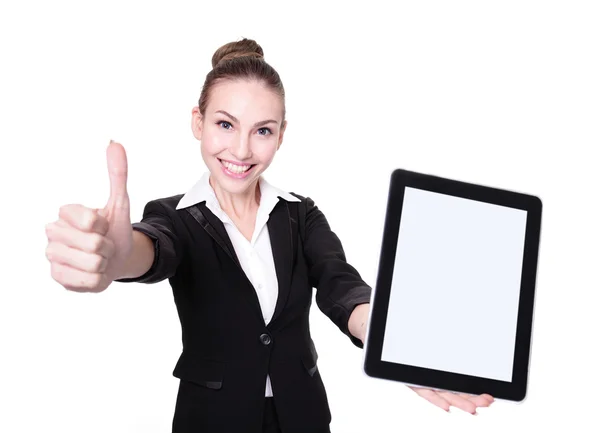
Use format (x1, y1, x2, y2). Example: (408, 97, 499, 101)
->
(218, 158, 255, 179)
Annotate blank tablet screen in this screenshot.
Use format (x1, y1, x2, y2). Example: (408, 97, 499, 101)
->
(380, 187, 528, 382)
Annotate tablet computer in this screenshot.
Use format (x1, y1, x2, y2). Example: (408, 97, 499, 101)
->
(363, 168, 542, 402)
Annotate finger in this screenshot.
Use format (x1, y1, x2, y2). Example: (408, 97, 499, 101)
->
(54, 219, 71, 229)
(50, 261, 108, 292)
(410, 387, 450, 412)
(105, 140, 129, 209)
(480, 394, 495, 404)
(46, 221, 114, 258)
(58, 204, 109, 235)
(46, 242, 108, 273)
(438, 392, 478, 414)
(457, 393, 494, 407)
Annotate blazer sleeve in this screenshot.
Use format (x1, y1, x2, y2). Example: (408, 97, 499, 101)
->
(302, 196, 372, 348)
(114, 199, 183, 284)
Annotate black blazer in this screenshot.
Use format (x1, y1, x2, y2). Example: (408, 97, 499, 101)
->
(117, 192, 372, 433)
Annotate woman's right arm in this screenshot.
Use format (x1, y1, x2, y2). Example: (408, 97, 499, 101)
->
(113, 199, 184, 285)
(115, 229, 155, 280)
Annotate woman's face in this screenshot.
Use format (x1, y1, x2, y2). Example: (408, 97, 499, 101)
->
(192, 79, 286, 196)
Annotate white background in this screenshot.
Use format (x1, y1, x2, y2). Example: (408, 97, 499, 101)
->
(1, 1, 598, 432)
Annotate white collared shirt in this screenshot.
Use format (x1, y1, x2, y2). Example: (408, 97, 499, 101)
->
(176, 172, 300, 397)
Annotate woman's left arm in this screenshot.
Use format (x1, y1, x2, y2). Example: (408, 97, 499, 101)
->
(301, 196, 372, 348)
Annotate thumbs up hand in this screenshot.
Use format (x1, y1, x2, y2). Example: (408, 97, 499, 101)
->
(45, 141, 134, 292)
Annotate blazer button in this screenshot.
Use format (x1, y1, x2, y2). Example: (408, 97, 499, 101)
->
(259, 333, 272, 345)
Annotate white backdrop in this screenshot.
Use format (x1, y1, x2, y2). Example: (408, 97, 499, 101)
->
(1, 1, 598, 431)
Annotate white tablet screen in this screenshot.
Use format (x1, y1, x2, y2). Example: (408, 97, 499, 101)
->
(380, 187, 527, 382)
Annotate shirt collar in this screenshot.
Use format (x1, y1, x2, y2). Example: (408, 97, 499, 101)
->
(175, 172, 300, 212)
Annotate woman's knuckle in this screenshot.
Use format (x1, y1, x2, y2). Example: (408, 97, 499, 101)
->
(94, 255, 106, 272)
(88, 274, 102, 288)
(50, 262, 63, 282)
(84, 210, 96, 231)
(45, 244, 54, 261)
(87, 234, 102, 252)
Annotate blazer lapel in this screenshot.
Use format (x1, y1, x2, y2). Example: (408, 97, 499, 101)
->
(185, 203, 242, 269)
(268, 199, 298, 325)
(185, 202, 268, 321)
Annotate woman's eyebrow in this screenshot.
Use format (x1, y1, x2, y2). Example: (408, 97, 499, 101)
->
(215, 110, 278, 127)
(253, 119, 278, 127)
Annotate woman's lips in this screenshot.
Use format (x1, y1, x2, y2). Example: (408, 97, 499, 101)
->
(219, 158, 255, 179)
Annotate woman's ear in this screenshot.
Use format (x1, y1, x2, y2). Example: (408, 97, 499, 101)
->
(277, 120, 287, 150)
(191, 106, 203, 141)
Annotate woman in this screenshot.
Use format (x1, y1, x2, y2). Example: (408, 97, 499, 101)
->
(45, 38, 494, 432)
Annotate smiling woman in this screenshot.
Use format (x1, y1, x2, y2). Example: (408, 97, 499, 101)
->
(44, 37, 492, 433)
(193, 39, 287, 200)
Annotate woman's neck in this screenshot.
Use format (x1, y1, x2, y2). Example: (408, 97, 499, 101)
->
(210, 175, 261, 221)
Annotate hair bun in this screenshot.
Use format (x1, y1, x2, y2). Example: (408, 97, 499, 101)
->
(211, 38, 264, 68)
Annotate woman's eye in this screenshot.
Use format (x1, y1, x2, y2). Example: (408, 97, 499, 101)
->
(218, 121, 232, 130)
(257, 127, 272, 136)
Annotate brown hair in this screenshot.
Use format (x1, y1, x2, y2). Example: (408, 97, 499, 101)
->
(198, 38, 286, 122)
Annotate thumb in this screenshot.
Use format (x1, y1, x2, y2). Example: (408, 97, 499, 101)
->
(105, 140, 129, 209)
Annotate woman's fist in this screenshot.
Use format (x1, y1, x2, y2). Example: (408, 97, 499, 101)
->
(45, 141, 134, 292)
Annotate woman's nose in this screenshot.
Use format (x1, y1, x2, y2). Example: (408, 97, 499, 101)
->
(230, 135, 252, 160)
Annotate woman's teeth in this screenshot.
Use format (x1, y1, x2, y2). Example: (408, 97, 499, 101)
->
(222, 160, 251, 174)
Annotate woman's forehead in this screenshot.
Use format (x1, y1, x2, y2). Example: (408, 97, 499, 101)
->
(206, 79, 284, 121)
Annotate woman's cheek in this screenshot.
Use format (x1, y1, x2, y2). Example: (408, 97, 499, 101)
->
(255, 139, 279, 160)
(204, 133, 229, 154)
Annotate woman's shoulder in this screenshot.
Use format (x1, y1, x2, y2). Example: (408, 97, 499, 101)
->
(138, 193, 185, 217)
(146, 193, 185, 208)
(288, 191, 306, 202)
(285, 192, 324, 219)
(287, 192, 318, 207)
(286, 192, 319, 211)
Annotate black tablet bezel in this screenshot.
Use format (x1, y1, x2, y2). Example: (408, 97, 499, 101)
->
(364, 169, 542, 402)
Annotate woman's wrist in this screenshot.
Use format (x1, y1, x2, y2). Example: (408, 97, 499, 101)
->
(348, 303, 370, 343)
